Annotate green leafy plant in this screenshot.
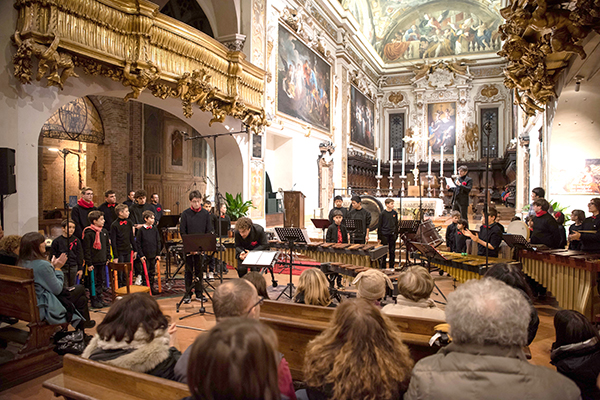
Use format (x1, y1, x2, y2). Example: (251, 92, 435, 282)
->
(549, 200, 570, 224)
(225, 192, 254, 220)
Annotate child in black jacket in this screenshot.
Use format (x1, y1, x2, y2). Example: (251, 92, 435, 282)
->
(83, 210, 110, 308)
(445, 211, 460, 252)
(50, 219, 84, 287)
(136, 210, 162, 294)
(454, 219, 469, 254)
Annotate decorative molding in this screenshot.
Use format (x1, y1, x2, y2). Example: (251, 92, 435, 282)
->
(220, 34, 247, 52)
(252, 0, 266, 69)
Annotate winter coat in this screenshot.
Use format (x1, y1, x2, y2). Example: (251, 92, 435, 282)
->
(382, 295, 446, 321)
(551, 337, 600, 400)
(82, 327, 181, 381)
(405, 342, 581, 400)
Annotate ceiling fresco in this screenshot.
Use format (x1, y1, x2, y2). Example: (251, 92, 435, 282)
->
(340, 0, 504, 62)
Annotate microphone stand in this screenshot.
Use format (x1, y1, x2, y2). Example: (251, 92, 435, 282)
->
(483, 115, 493, 268)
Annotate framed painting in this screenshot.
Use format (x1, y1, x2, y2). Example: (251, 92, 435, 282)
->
(427, 102, 456, 152)
(551, 159, 600, 195)
(277, 24, 331, 132)
(350, 86, 375, 150)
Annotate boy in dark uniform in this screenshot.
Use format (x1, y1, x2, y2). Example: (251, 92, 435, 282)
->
(50, 219, 83, 287)
(136, 210, 161, 294)
(377, 199, 398, 269)
(150, 193, 163, 225)
(82, 210, 110, 308)
(454, 219, 469, 253)
(530, 198, 561, 249)
(568, 209, 585, 250)
(128, 190, 154, 228)
(445, 211, 460, 252)
(346, 195, 371, 244)
(180, 190, 213, 303)
(110, 204, 137, 285)
(235, 216, 269, 278)
(326, 210, 348, 244)
(71, 187, 97, 239)
(464, 208, 504, 258)
(98, 190, 118, 229)
(328, 195, 348, 224)
(123, 191, 135, 207)
(569, 198, 600, 253)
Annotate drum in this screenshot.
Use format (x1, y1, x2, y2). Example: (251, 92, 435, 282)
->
(360, 195, 383, 230)
(507, 220, 530, 240)
(416, 219, 444, 247)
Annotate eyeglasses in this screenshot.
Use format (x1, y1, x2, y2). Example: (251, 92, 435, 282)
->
(246, 296, 264, 316)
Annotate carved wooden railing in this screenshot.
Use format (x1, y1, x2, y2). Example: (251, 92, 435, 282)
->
(12, 0, 267, 131)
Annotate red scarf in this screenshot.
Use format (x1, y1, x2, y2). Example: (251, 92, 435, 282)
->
(83, 225, 102, 249)
(337, 226, 342, 243)
(191, 206, 202, 213)
(535, 210, 547, 217)
(78, 198, 94, 208)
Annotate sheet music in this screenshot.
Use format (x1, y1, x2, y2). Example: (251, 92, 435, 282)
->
(445, 177, 456, 188)
(242, 250, 279, 266)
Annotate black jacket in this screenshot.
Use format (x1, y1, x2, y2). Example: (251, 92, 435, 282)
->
(477, 222, 504, 257)
(346, 207, 371, 239)
(558, 225, 567, 249)
(98, 202, 118, 230)
(180, 208, 213, 235)
(82, 228, 110, 265)
(151, 203, 163, 224)
(454, 230, 468, 253)
(71, 203, 97, 239)
(136, 225, 162, 259)
(328, 206, 348, 225)
(214, 214, 231, 237)
(569, 224, 583, 251)
(50, 235, 83, 269)
(446, 222, 457, 252)
(326, 223, 348, 243)
(551, 337, 600, 400)
(580, 215, 600, 253)
(129, 203, 155, 225)
(531, 212, 561, 248)
(235, 224, 269, 259)
(378, 209, 398, 237)
(110, 218, 136, 257)
(450, 175, 473, 203)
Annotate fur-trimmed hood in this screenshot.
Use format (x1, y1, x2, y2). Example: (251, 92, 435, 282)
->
(82, 328, 171, 373)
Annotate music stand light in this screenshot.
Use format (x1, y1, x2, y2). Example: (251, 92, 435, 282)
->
(274, 227, 307, 300)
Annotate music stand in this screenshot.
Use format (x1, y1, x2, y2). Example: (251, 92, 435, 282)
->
(346, 219, 364, 244)
(311, 218, 331, 243)
(274, 227, 306, 300)
(409, 241, 448, 304)
(158, 215, 182, 281)
(177, 233, 217, 318)
(243, 250, 280, 287)
(398, 220, 421, 271)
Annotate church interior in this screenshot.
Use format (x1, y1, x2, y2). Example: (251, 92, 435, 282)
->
(1, 0, 600, 398)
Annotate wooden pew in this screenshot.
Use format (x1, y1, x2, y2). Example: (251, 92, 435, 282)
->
(259, 300, 444, 381)
(0, 263, 68, 390)
(43, 354, 190, 400)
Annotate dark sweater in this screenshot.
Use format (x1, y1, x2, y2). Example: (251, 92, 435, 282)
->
(82, 228, 110, 265)
(569, 224, 583, 251)
(454, 230, 468, 253)
(214, 214, 231, 237)
(558, 225, 567, 249)
(136, 225, 162, 259)
(50, 235, 83, 269)
(235, 224, 269, 259)
(123, 199, 133, 207)
(446, 222, 458, 252)
(328, 206, 348, 224)
(579, 215, 600, 253)
(450, 175, 473, 201)
(129, 203, 155, 225)
(180, 208, 213, 235)
(98, 202, 118, 230)
(477, 222, 504, 257)
(326, 223, 348, 243)
(378, 209, 398, 237)
(110, 218, 136, 258)
(71, 203, 97, 239)
(531, 212, 561, 249)
(551, 337, 600, 400)
(151, 203, 163, 224)
(346, 207, 371, 239)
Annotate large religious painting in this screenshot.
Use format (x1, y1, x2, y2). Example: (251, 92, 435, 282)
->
(551, 159, 600, 195)
(171, 130, 183, 166)
(350, 86, 375, 150)
(277, 24, 331, 132)
(340, 0, 503, 62)
(427, 103, 456, 152)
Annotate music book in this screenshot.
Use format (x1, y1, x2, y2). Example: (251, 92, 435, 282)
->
(242, 250, 279, 266)
(445, 177, 456, 188)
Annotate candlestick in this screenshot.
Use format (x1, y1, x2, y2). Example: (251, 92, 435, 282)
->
(428, 146, 432, 176)
(375, 174, 383, 197)
(453, 145, 457, 175)
(399, 175, 407, 197)
(401, 148, 406, 177)
(377, 148, 381, 176)
(440, 147, 445, 199)
(389, 147, 394, 177)
(426, 174, 433, 197)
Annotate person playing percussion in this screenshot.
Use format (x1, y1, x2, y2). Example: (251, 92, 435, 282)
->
(568, 209, 585, 250)
(568, 198, 600, 253)
(463, 208, 504, 258)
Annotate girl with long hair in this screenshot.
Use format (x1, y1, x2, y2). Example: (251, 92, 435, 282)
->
(293, 268, 334, 307)
(302, 299, 413, 400)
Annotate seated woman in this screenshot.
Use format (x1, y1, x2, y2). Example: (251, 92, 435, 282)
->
(82, 292, 181, 381)
(18, 232, 92, 330)
(301, 299, 413, 400)
(243, 270, 270, 299)
(0, 234, 21, 265)
(484, 263, 539, 345)
(382, 266, 445, 320)
(293, 268, 335, 307)
(352, 269, 393, 307)
(186, 317, 281, 400)
(551, 310, 600, 400)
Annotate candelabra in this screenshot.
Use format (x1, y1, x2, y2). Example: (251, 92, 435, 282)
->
(375, 175, 383, 197)
(426, 175, 433, 197)
(387, 175, 394, 197)
(412, 167, 420, 187)
(399, 175, 407, 197)
(439, 174, 445, 198)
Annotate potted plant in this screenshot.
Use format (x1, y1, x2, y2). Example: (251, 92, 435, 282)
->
(225, 192, 254, 221)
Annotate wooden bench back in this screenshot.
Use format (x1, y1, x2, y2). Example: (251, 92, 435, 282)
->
(0, 263, 40, 323)
(43, 354, 190, 400)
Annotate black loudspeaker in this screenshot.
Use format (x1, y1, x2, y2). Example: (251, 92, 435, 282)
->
(0, 148, 16, 195)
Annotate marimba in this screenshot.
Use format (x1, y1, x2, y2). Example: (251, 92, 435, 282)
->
(270, 241, 387, 268)
(413, 251, 515, 283)
(322, 262, 399, 281)
(519, 249, 600, 320)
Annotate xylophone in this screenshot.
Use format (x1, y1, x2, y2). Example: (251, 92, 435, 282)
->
(270, 241, 387, 268)
(519, 249, 600, 320)
(412, 251, 516, 283)
(322, 262, 399, 281)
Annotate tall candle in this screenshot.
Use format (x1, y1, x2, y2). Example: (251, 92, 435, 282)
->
(401, 148, 406, 176)
(428, 146, 432, 175)
(453, 145, 457, 175)
(377, 148, 381, 176)
(440, 146, 444, 178)
(389, 147, 394, 177)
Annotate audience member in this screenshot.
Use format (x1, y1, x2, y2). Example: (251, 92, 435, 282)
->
(186, 318, 281, 400)
(551, 310, 600, 400)
(352, 269, 392, 306)
(82, 293, 180, 380)
(301, 299, 413, 400)
(405, 279, 581, 400)
(484, 263, 539, 345)
(243, 271, 270, 299)
(18, 232, 93, 329)
(294, 269, 335, 308)
(0, 234, 21, 265)
(382, 266, 445, 320)
(569, 209, 586, 250)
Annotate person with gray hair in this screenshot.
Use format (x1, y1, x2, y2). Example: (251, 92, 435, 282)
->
(405, 279, 581, 400)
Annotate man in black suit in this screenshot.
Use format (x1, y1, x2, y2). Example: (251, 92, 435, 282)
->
(447, 165, 472, 221)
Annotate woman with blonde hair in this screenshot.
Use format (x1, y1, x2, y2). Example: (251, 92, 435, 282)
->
(301, 299, 413, 400)
(293, 268, 335, 307)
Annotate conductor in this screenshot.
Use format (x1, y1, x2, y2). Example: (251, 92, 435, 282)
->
(447, 165, 472, 221)
(235, 217, 269, 277)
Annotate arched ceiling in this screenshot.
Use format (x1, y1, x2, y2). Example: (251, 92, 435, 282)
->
(340, 0, 504, 63)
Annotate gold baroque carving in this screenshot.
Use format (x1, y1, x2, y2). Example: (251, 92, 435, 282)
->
(481, 85, 499, 98)
(388, 92, 404, 104)
(464, 122, 479, 152)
